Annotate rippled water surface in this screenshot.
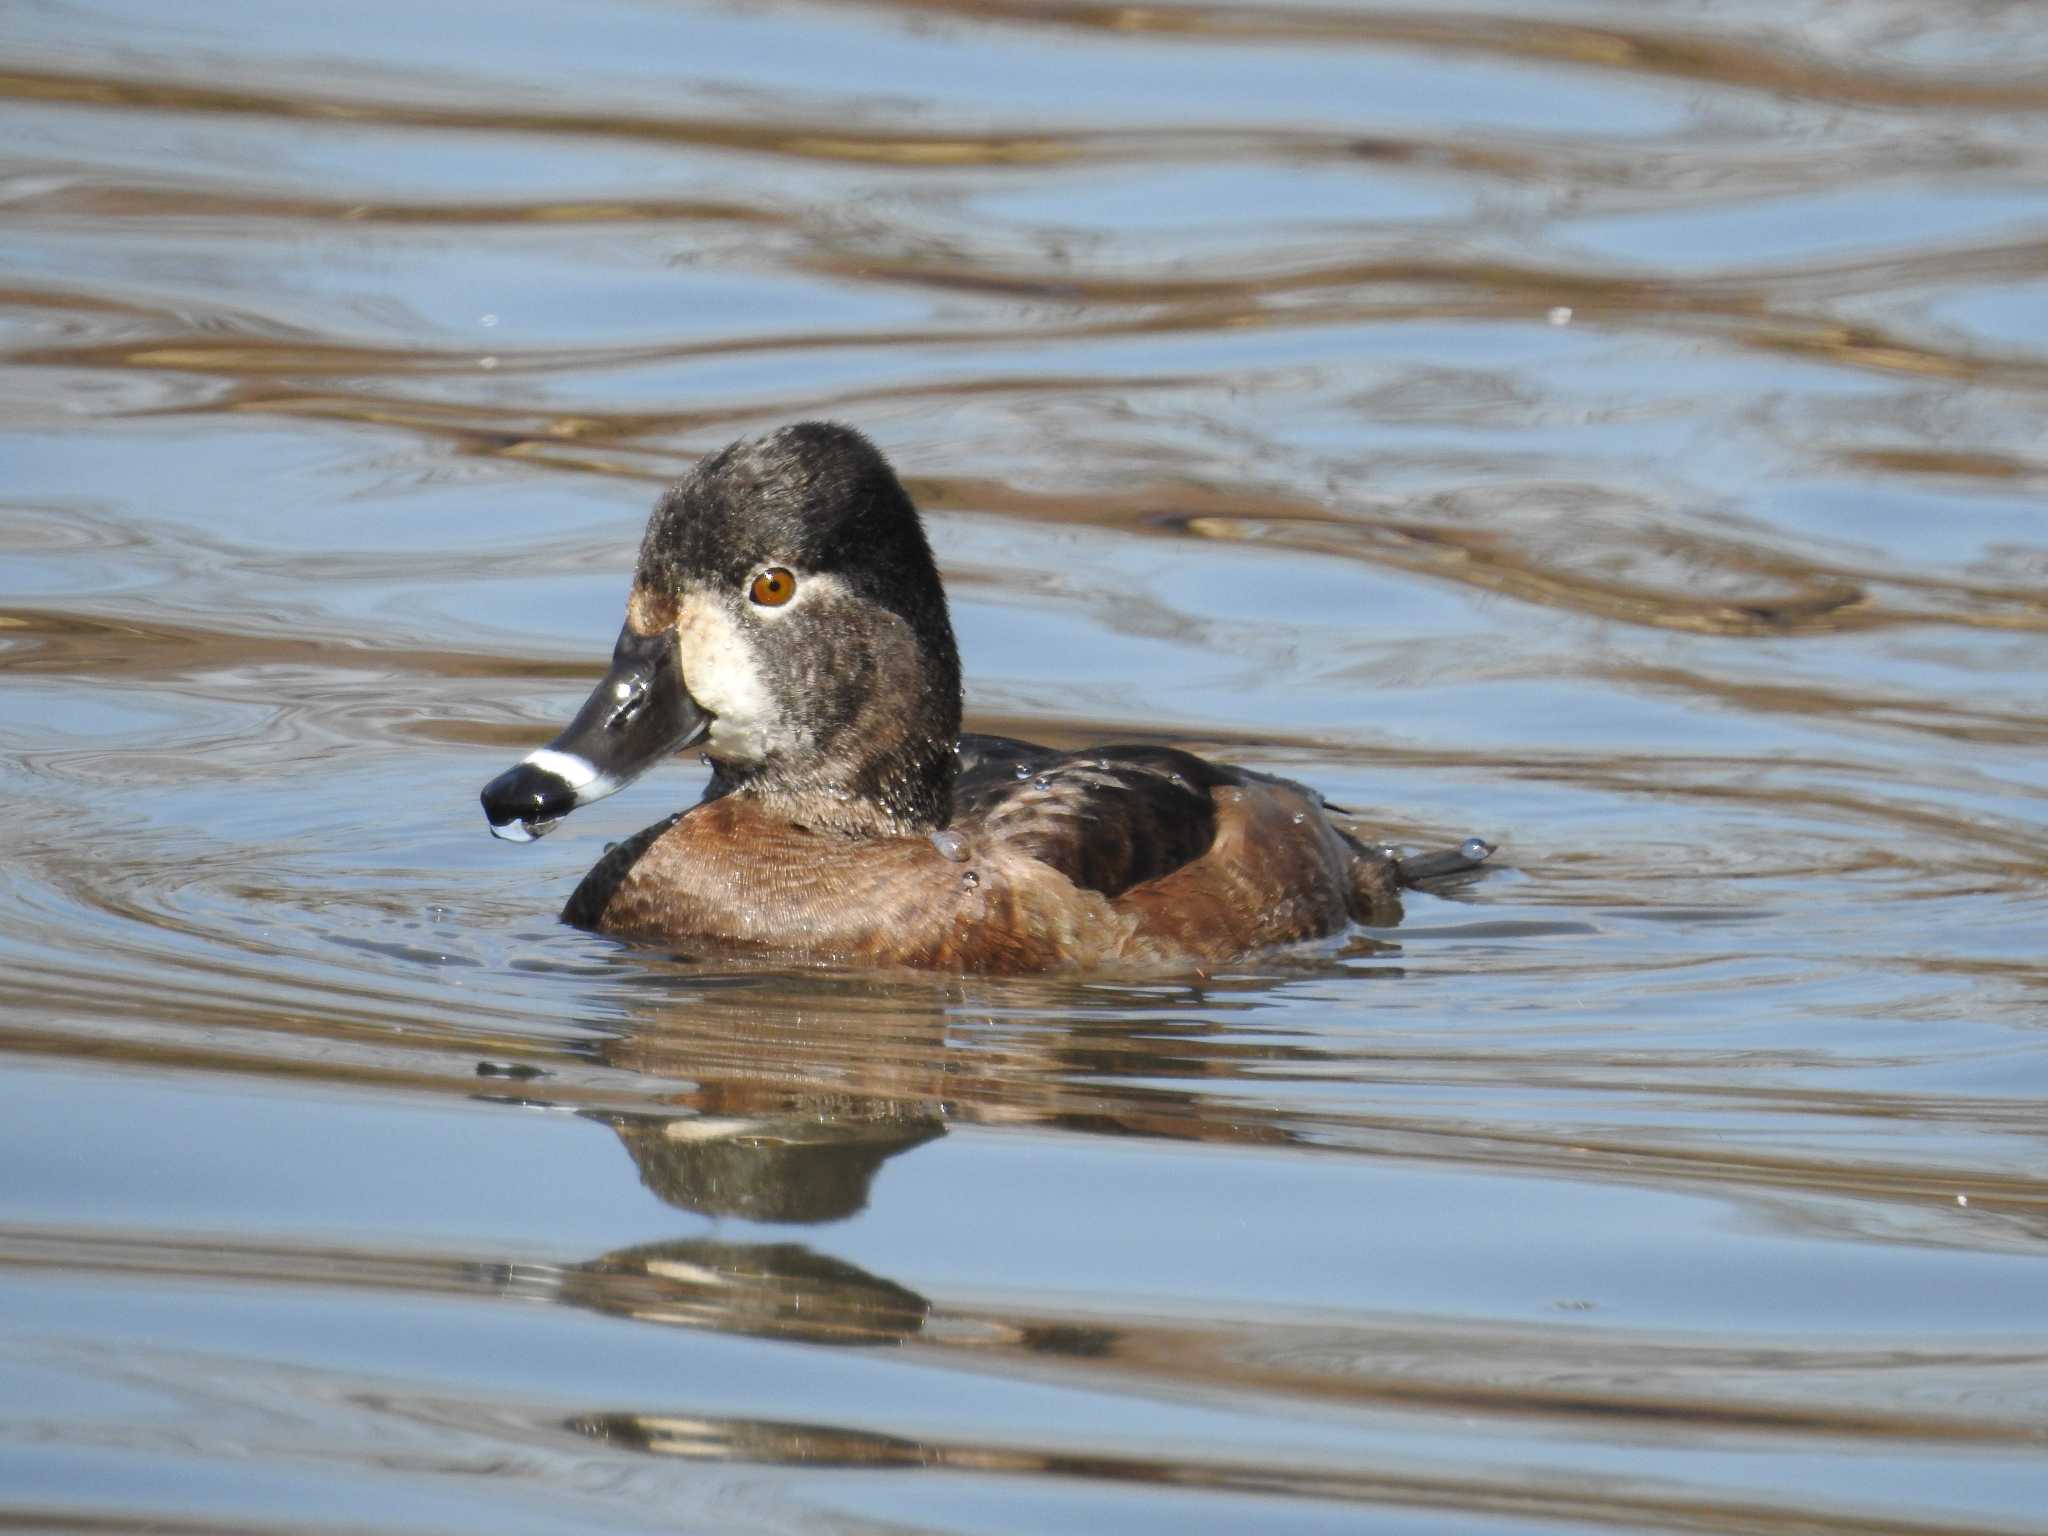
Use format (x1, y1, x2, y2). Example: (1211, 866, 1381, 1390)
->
(5, 1, 2048, 1531)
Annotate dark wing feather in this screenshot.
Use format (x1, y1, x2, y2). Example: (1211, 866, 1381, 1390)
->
(952, 735, 1224, 899)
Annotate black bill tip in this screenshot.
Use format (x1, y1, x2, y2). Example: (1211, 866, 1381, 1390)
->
(482, 757, 592, 843)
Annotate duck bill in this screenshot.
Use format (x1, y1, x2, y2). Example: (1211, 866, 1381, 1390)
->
(481, 625, 708, 843)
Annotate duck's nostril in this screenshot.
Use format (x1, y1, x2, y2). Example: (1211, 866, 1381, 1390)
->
(481, 762, 579, 840)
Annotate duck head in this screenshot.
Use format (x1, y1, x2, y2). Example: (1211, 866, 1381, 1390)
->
(482, 423, 963, 843)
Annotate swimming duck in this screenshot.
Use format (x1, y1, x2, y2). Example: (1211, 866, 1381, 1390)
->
(481, 423, 1487, 971)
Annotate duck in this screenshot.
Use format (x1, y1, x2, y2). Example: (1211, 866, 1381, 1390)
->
(481, 422, 1488, 972)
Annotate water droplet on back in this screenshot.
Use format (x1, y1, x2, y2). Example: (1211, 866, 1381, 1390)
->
(1014, 763, 1031, 780)
(1033, 775, 1052, 791)
(928, 829, 969, 862)
(960, 870, 979, 888)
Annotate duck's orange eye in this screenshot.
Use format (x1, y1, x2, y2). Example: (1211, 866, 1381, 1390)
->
(749, 567, 796, 607)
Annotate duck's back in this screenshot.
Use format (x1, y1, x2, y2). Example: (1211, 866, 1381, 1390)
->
(952, 736, 1221, 898)
(953, 735, 1401, 962)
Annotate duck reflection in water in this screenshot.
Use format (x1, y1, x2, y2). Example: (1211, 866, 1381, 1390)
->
(475, 983, 950, 1353)
(481, 423, 1489, 972)
(474, 968, 1315, 1363)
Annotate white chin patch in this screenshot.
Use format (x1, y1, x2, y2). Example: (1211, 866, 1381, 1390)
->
(675, 592, 785, 766)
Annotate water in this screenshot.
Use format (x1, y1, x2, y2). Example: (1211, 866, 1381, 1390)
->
(4, 1, 2047, 1531)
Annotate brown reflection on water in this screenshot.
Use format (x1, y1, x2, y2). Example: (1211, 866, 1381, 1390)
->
(16, 3, 2048, 124)
(13, 1195, 2047, 1408)
(0, 67, 1111, 167)
(595, 983, 2048, 1247)
(9, 895, 2045, 1291)
(20, 256, 2048, 391)
(858, 1, 2048, 112)
(580, 1413, 2040, 1536)
(7, 1215, 2044, 1529)
(15, 328, 2047, 654)
(27, 955, 2044, 1249)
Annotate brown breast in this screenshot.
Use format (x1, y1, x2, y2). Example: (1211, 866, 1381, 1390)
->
(576, 770, 1401, 974)
(584, 794, 1139, 970)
